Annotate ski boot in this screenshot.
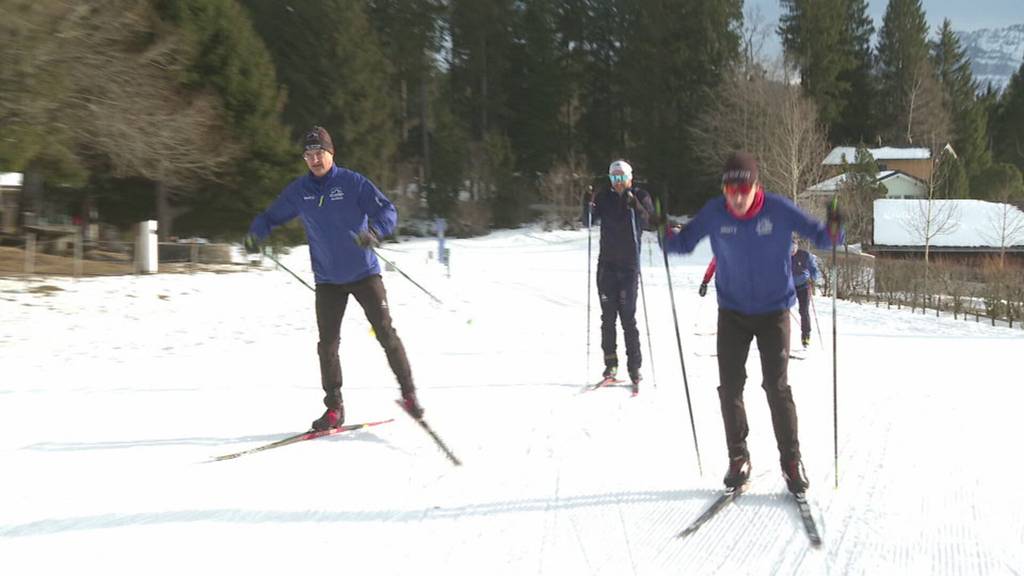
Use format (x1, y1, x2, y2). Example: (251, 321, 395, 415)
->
(782, 458, 809, 494)
(629, 369, 642, 395)
(311, 405, 345, 432)
(724, 455, 751, 488)
(399, 392, 424, 420)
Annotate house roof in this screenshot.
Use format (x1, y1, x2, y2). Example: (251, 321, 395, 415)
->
(802, 169, 892, 191)
(874, 198, 1024, 248)
(823, 147, 932, 165)
(0, 172, 23, 188)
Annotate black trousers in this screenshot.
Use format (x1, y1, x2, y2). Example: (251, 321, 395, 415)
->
(716, 308, 801, 463)
(315, 275, 415, 409)
(795, 283, 812, 340)
(597, 263, 641, 373)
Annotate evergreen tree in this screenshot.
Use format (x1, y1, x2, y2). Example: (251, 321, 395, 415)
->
(972, 163, 1024, 203)
(574, 0, 629, 174)
(834, 0, 878, 144)
(448, 0, 515, 141)
(876, 0, 943, 145)
(779, 0, 852, 137)
(992, 62, 1024, 173)
(838, 146, 887, 245)
(240, 0, 397, 182)
(931, 19, 991, 185)
(779, 0, 876, 145)
(425, 84, 470, 220)
(367, 0, 444, 184)
(155, 0, 296, 237)
(934, 153, 969, 198)
(506, 0, 566, 175)
(620, 0, 743, 211)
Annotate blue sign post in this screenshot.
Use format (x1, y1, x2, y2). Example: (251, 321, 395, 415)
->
(434, 218, 449, 273)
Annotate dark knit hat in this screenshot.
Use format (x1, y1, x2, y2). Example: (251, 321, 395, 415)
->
(721, 151, 758, 185)
(303, 126, 334, 155)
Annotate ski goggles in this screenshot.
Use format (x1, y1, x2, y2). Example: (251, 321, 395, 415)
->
(609, 173, 629, 183)
(723, 181, 755, 196)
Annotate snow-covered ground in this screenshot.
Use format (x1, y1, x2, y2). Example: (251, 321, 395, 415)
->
(2, 228, 1022, 575)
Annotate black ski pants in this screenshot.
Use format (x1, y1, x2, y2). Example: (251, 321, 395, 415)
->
(315, 275, 415, 409)
(795, 283, 812, 341)
(597, 262, 641, 373)
(716, 308, 801, 463)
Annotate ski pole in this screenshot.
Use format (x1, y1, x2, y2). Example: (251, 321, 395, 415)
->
(829, 196, 839, 488)
(629, 204, 656, 388)
(371, 247, 443, 305)
(656, 197, 702, 476)
(809, 289, 824, 350)
(586, 187, 593, 381)
(263, 251, 316, 292)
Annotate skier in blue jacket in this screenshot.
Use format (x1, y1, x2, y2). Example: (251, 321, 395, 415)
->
(790, 239, 820, 349)
(246, 126, 423, 431)
(660, 151, 842, 494)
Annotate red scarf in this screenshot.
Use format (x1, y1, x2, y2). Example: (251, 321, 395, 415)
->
(725, 186, 765, 220)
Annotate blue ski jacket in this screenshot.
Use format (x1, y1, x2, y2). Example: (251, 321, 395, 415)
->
(663, 192, 839, 315)
(248, 165, 397, 285)
(791, 249, 819, 288)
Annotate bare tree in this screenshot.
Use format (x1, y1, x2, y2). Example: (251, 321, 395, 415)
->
(899, 134, 962, 294)
(980, 202, 1024, 269)
(762, 71, 829, 203)
(977, 169, 1024, 268)
(692, 62, 827, 205)
(900, 199, 960, 262)
(904, 59, 951, 147)
(740, 5, 770, 74)
(1, 1, 240, 238)
(536, 154, 588, 230)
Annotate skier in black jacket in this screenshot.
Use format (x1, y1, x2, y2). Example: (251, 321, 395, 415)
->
(584, 160, 654, 393)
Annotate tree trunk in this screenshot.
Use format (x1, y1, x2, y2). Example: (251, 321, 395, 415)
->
(420, 71, 430, 185)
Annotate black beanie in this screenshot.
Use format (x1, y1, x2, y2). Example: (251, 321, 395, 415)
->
(303, 126, 335, 155)
(722, 151, 758, 185)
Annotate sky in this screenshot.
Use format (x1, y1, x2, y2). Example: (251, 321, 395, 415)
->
(748, 0, 1024, 59)
(2, 226, 1023, 575)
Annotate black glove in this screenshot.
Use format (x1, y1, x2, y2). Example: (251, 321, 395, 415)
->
(243, 234, 261, 253)
(625, 191, 638, 209)
(698, 283, 708, 297)
(355, 229, 380, 249)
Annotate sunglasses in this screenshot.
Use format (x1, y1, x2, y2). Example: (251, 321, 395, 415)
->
(723, 181, 754, 196)
(303, 149, 327, 161)
(609, 174, 629, 183)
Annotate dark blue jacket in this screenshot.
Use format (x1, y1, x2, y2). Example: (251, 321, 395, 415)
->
(585, 186, 654, 270)
(664, 192, 838, 315)
(791, 249, 819, 288)
(248, 165, 397, 285)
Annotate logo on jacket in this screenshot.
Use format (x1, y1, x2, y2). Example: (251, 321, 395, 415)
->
(720, 225, 737, 235)
(329, 187, 345, 201)
(756, 216, 773, 236)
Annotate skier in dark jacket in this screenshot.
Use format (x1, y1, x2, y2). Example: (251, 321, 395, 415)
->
(660, 151, 842, 494)
(790, 239, 820, 348)
(584, 160, 655, 393)
(246, 126, 423, 431)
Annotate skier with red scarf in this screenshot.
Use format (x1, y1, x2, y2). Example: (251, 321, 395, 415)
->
(660, 151, 842, 495)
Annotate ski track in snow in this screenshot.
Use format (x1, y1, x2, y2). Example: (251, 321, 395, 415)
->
(2, 228, 1023, 575)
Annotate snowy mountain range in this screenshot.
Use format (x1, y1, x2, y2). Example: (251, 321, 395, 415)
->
(957, 23, 1024, 93)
